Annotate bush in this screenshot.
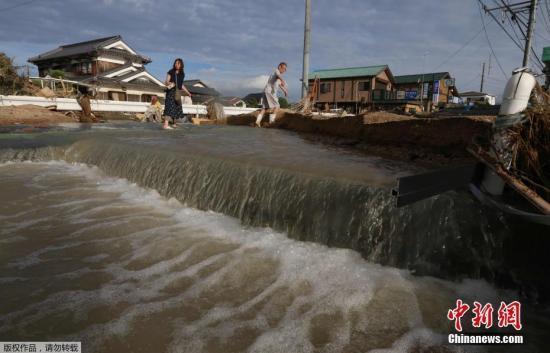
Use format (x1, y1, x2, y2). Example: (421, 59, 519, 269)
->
(278, 97, 290, 108)
(244, 97, 259, 107)
(48, 69, 65, 79)
(0, 52, 25, 95)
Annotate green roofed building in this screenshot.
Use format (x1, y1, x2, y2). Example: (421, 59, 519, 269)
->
(393, 72, 458, 108)
(307, 65, 459, 113)
(307, 65, 395, 113)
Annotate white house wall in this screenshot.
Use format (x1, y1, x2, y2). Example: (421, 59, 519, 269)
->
(104, 66, 138, 78)
(122, 71, 165, 87)
(96, 57, 126, 65)
(103, 40, 137, 55)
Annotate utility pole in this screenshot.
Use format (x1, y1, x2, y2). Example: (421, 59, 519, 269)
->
(420, 52, 428, 109)
(480, 0, 542, 69)
(523, 0, 537, 67)
(301, 0, 311, 99)
(480, 62, 486, 92)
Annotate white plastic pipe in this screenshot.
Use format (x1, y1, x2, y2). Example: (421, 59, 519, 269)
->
(498, 67, 537, 116)
(481, 67, 537, 196)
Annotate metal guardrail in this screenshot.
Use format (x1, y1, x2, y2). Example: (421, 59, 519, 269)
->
(0, 95, 258, 116)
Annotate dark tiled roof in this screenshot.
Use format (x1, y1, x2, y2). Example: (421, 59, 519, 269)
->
(185, 84, 220, 97)
(243, 93, 263, 101)
(28, 35, 151, 64)
(79, 65, 164, 91)
(394, 72, 450, 84)
(99, 63, 135, 77)
(84, 77, 166, 93)
(29, 36, 121, 62)
(97, 48, 151, 64)
(183, 79, 208, 87)
(115, 68, 146, 81)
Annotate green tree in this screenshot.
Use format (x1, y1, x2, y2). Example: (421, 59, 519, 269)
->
(278, 97, 290, 108)
(48, 69, 66, 79)
(0, 52, 25, 95)
(244, 97, 259, 107)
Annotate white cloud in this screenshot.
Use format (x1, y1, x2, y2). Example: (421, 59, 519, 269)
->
(1, 0, 542, 100)
(240, 75, 270, 91)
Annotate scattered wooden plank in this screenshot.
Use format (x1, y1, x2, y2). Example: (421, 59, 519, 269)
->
(468, 146, 550, 215)
(192, 118, 216, 126)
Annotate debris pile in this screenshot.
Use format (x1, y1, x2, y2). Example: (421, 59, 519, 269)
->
(0, 105, 77, 125)
(509, 85, 550, 203)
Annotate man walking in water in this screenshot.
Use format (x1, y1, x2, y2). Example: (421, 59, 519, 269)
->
(256, 62, 288, 127)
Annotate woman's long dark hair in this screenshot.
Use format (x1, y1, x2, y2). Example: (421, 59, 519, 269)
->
(172, 58, 184, 73)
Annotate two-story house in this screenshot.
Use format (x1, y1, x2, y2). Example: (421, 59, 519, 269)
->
(28, 35, 166, 102)
(308, 65, 395, 113)
(394, 72, 458, 108)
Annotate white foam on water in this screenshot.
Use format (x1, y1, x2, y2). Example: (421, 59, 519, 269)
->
(0, 161, 502, 353)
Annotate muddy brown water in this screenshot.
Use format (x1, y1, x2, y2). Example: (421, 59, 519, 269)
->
(0, 122, 548, 353)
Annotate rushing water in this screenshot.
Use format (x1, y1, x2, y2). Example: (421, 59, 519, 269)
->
(0, 122, 549, 352)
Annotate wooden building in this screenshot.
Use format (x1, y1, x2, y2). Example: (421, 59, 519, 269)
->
(28, 35, 166, 102)
(393, 72, 458, 110)
(308, 65, 395, 113)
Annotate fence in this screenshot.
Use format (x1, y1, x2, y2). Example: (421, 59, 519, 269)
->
(0, 95, 257, 116)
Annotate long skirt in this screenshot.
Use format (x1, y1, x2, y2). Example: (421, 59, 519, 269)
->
(163, 89, 187, 123)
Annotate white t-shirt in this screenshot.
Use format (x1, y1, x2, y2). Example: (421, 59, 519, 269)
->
(264, 69, 281, 95)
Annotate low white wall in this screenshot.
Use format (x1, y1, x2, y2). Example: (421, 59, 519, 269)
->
(0, 95, 257, 116)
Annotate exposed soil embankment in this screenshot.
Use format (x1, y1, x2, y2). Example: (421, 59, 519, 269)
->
(226, 110, 495, 166)
(0, 105, 77, 126)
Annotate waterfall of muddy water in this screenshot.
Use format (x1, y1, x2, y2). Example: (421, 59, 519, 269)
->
(0, 123, 549, 352)
(0, 162, 546, 353)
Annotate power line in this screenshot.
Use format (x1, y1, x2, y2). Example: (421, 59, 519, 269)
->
(479, 0, 545, 72)
(504, 0, 546, 70)
(434, 27, 484, 70)
(537, 0, 550, 34)
(0, 0, 39, 12)
(479, 0, 524, 50)
(462, 73, 483, 87)
(478, 2, 510, 78)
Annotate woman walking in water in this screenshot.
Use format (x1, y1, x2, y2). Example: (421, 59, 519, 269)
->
(163, 58, 192, 129)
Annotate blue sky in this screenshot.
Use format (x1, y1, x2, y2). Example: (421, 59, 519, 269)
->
(1, 0, 549, 100)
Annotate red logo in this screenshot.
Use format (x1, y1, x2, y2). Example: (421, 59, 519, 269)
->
(447, 299, 470, 332)
(497, 301, 522, 331)
(448, 300, 522, 332)
(472, 301, 494, 329)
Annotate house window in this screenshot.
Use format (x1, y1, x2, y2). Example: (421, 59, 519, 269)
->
(320, 82, 331, 94)
(372, 89, 384, 101)
(341, 83, 345, 98)
(77, 62, 92, 75)
(358, 81, 370, 91)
